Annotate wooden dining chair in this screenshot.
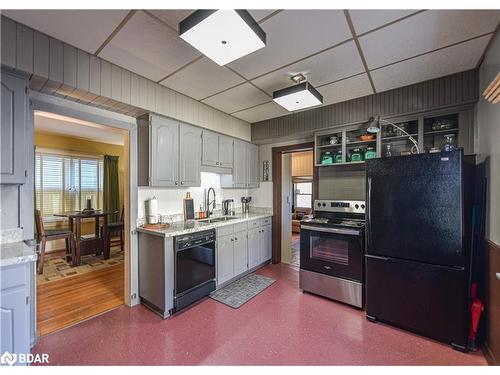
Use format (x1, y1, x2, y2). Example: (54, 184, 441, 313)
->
(34, 210, 75, 274)
(101, 207, 125, 253)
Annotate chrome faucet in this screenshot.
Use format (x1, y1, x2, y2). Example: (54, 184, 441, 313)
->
(206, 188, 216, 217)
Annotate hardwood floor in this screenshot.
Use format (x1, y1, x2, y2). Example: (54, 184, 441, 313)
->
(37, 263, 124, 336)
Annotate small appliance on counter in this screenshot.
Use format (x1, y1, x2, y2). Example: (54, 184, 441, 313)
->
(299, 200, 366, 308)
(222, 199, 235, 216)
(241, 196, 252, 214)
(145, 196, 160, 224)
(183, 192, 194, 220)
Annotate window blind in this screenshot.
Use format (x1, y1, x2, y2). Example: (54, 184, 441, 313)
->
(35, 150, 104, 219)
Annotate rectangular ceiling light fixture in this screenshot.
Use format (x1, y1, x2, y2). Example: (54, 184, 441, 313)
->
(273, 82, 323, 111)
(179, 10, 266, 66)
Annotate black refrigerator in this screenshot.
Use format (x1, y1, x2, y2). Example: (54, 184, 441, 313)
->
(365, 149, 475, 351)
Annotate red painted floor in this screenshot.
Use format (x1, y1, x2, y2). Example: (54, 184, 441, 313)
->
(32, 264, 487, 365)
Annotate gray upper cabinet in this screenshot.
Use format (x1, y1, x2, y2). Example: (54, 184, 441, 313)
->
(247, 143, 259, 188)
(202, 130, 234, 168)
(138, 114, 201, 188)
(150, 115, 179, 187)
(218, 135, 234, 168)
(179, 124, 201, 187)
(202, 130, 219, 167)
(1, 71, 27, 184)
(233, 140, 248, 188)
(221, 140, 259, 189)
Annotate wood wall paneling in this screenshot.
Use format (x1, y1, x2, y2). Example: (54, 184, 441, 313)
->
(291, 151, 313, 177)
(252, 70, 479, 143)
(1, 15, 251, 141)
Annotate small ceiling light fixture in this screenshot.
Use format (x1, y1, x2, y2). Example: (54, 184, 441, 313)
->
(179, 10, 266, 66)
(273, 76, 323, 112)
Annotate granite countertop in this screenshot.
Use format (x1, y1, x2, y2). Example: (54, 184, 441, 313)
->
(137, 212, 273, 238)
(0, 240, 37, 267)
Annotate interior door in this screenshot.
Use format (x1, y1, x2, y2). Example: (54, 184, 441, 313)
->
(179, 123, 201, 187)
(150, 115, 178, 187)
(202, 130, 218, 167)
(281, 153, 292, 264)
(366, 151, 464, 267)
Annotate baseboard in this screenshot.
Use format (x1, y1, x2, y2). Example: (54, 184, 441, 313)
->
(482, 343, 498, 366)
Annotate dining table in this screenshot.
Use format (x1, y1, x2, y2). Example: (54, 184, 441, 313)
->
(54, 210, 116, 267)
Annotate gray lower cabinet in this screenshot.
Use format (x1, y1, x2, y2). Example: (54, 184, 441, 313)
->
(216, 218, 271, 287)
(1, 71, 27, 185)
(0, 262, 34, 365)
(233, 230, 248, 276)
(138, 114, 201, 187)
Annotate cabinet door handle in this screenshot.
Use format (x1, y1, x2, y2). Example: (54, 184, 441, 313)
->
(234, 237, 238, 241)
(175, 181, 178, 185)
(231, 238, 234, 242)
(180, 181, 184, 185)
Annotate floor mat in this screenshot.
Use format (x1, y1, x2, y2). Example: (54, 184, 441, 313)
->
(210, 273, 276, 308)
(36, 246, 124, 285)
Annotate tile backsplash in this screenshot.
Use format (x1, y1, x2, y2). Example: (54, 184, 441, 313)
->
(137, 172, 272, 222)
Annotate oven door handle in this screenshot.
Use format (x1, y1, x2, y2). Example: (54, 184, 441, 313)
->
(301, 225, 361, 236)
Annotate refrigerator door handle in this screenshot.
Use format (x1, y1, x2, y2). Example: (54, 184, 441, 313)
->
(367, 177, 372, 250)
(365, 254, 390, 261)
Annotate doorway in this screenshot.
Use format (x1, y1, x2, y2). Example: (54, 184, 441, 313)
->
(272, 143, 316, 266)
(33, 111, 129, 336)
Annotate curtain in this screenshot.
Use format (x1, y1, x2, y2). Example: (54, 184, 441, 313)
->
(103, 155, 120, 223)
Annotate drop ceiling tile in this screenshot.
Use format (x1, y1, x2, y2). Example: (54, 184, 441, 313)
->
(248, 10, 277, 22)
(160, 57, 245, 100)
(2, 9, 129, 54)
(202, 83, 270, 114)
(318, 74, 373, 105)
(360, 9, 500, 70)
(147, 9, 194, 32)
(251, 41, 364, 95)
(348, 9, 421, 35)
(228, 10, 352, 80)
(99, 11, 200, 82)
(232, 101, 288, 123)
(371, 34, 491, 93)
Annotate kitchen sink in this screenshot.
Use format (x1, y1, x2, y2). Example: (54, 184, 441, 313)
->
(197, 216, 238, 223)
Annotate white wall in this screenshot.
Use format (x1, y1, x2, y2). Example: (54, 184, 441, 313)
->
(137, 172, 271, 219)
(477, 31, 500, 245)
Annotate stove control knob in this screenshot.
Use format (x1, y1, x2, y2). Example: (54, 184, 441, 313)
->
(317, 202, 321, 207)
(355, 204, 359, 209)
(322, 203, 326, 207)
(361, 204, 365, 209)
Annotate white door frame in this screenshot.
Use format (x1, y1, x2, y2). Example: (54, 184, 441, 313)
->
(29, 91, 140, 307)
(281, 153, 293, 264)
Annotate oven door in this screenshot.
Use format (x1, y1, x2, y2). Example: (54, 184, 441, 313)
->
(300, 225, 363, 282)
(175, 240, 216, 297)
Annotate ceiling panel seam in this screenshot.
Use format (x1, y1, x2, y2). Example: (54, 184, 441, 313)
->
(343, 10, 376, 93)
(94, 10, 137, 56)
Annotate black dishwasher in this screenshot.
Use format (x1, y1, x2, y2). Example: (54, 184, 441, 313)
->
(174, 229, 216, 312)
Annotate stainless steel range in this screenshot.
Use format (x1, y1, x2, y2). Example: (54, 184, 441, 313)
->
(299, 199, 365, 308)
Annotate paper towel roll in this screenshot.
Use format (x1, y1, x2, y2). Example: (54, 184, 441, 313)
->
(146, 196, 158, 217)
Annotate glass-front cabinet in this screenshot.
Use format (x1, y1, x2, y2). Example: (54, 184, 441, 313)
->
(314, 110, 469, 167)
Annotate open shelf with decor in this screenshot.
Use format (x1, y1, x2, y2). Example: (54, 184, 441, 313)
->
(314, 110, 470, 167)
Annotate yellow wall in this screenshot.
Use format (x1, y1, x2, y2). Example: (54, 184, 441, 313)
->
(291, 151, 313, 177)
(35, 131, 125, 250)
